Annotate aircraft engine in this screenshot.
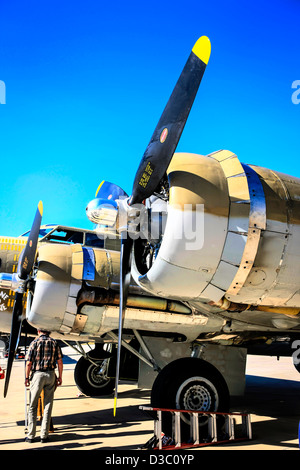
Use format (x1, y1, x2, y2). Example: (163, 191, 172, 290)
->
(131, 150, 300, 311)
(27, 242, 205, 341)
(27, 243, 120, 334)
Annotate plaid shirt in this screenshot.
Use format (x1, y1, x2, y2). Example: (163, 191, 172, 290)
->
(26, 335, 63, 372)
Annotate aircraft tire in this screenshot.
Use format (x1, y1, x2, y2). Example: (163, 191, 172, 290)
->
(74, 356, 115, 396)
(151, 357, 230, 441)
(293, 358, 300, 374)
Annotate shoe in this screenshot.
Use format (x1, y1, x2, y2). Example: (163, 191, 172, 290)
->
(25, 437, 34, 443)
(40, 437, 49, 443)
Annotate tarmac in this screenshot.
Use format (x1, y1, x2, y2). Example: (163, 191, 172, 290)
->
(0, 347, 300, 452)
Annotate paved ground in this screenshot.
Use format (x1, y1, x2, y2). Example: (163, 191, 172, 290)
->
(0, 349, 300, 451)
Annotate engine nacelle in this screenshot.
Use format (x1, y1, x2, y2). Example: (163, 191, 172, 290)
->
(132, 151, 300, 308)
(27, 242, 204, 340)
(27, 243, 121, 334)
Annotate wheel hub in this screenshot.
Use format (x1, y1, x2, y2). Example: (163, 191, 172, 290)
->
(87, 361, 108, 387)
(183, 384, 211, 411)
(176, 376, 219, 413)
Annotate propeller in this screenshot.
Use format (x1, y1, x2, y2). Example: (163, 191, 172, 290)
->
(112, 36, 211, 415)
(3, 201, 43, 397)
(130, 35, 211, 206)
(95, 180, 128, 200)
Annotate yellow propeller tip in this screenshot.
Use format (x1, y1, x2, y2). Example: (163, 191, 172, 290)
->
(95, 180, 105, 197)
(192, 36, 211, 65)
(113, 396, 117, 417)
(38, 201, 43, 215)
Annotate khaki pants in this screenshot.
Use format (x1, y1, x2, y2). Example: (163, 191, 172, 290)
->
(27, 370, 56, 440)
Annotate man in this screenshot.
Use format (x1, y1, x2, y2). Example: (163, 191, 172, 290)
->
(25, 329, 63, 443)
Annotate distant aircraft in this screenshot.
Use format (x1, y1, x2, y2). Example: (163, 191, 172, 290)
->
(2, 36, 300, 438)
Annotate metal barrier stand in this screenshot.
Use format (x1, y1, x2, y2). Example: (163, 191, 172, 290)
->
(140, 406, 252, 450)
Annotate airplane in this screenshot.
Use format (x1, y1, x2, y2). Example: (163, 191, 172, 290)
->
(2, 35, 300, 439)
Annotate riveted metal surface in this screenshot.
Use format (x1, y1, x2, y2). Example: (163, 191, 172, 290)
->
(205, 151, 254, 299)
(225, 164, 266, 296)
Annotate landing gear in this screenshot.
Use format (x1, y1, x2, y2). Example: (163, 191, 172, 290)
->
(72, 340, 139, 396)
(293, 360, 300, 374)
(151, 357, 230, 439)
(293, 350, 300, 374)
(74, 356, 115, 396)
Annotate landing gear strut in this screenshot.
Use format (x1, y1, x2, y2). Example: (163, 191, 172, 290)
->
(61, 340, 116, 396)
(74, 355, 115, 396)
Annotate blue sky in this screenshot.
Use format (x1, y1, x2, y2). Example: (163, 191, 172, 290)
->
(0, 0, 299, 235)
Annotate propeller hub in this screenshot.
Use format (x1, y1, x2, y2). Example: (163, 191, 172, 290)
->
(86, 197, 119, 226)
(0, 273, 20, 291)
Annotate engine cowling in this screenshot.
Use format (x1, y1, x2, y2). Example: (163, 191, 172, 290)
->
(132, 151, 300, 309)
(27, 243, 120, 334)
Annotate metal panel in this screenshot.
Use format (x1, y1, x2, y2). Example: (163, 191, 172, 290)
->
(69, 280, 82, 297)
(199, 151, 251, 300)
(62, 312, 75, 328)
(227, 176, 250, 202)
(225, 164, 267, 296)
(221, 156, 245, 178)
(66, 296, 77, 314)
(210, 149, 236, 162)
(72, 313, 88, 334)
(228, 202, 250, 233)
(199, 283, 226, 302)
(226, 228, 261, 296)
(241, 164, 266, 230)
(82, 246, 95, 281)
(251, 165, 289, 234)
(229, 231, 287, 304)
(222, 232, 247, 266)
(211, 261, 239, 291)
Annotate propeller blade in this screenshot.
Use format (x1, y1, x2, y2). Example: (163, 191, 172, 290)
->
(130, 36, 211, 205)
(95, 181, 128, 201)
(19, 201, 43, 280)
(3, 201, 43, 397)
(3, 292, 24, 397)
(113, 233, 133, 416)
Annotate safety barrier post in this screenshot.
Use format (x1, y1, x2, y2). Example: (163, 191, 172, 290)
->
(242, 414, 252, 440)
(225, 414, 235, 440)
(174, 411, 181, 447)
(154, 410, 162, 449)
(190, 412, 199, 444)
(208, 413, 217, 442)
